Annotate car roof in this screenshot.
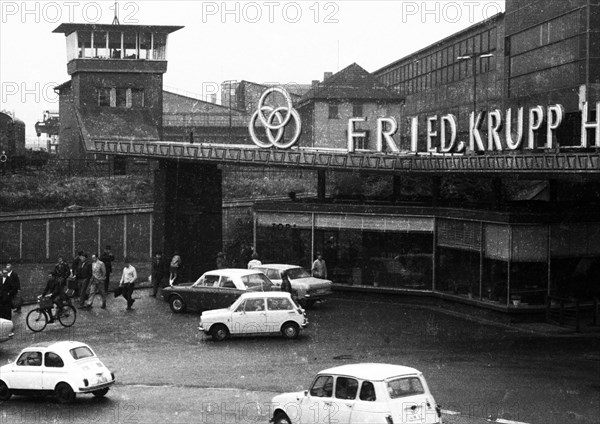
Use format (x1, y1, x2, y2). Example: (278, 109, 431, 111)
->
(239, 291, 292, 299)
(25, 341, 90, 351)
(318, 363, 421, 381)
(255, 264, 301, 270)
(204, 268, 266, 277)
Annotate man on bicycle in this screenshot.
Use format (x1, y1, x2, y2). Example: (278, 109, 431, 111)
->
(40, 272, 67, 323)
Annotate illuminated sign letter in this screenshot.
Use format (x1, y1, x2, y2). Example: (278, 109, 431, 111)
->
(528, 106, 544, 149)
(427, 116, 438, 153)
(546, 104, 564, 149)
(487, 109, 503, 151)
(440, 114, 457, 153)
(377, 117, 399, 153)
(580, 101, 600, 148)
(411, 117, 419, 153)
(469, 111, 485, 152)
(505, 107, 524, 150)
(347, 118, 366, 153)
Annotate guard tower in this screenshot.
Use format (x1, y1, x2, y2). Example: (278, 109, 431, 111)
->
(53, 23, 183, 161)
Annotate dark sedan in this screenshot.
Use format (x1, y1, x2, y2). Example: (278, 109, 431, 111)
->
(162, 268, 277, 313)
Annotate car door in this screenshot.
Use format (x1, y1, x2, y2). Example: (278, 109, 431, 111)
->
(11, 351, 43, 390)
(266, 296, 297, 333)
(231, 298, 267, 335)
(297, 374, 334, 424)
(213, 277, 242, 309)
(192, 274, 220, 311)
(328, 376, 359, 424)
(42, 351, 68, 390)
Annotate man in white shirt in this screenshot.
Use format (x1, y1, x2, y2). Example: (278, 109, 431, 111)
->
(119, 258, 137, 310)
(247, 252, 262, 269)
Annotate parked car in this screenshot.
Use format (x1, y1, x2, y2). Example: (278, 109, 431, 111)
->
(0, 341, 115, 403)
(162, 268, 277, 313)
(269, 363, 442, 424)
(0, 318, 14, 343)
(253, 264, 333, 307)
(199, 291, 307, 341)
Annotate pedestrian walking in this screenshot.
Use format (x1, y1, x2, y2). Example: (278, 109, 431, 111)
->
(100, 245, 115, 294)
(247, 252, 262, 269)
(118, 258, 137, 310)
(169, 251, 182, 283)
(76, 253, 92, 307)
(311, 252, 328, 279)
(151, 251, 168, 297)
(0, 268, 16, 321)
(80, 254, 107, 309)
(6, 263, 21, 313)
(280, 270, 293, 295)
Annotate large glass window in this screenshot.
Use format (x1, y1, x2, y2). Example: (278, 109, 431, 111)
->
(123, 32, 138, 58)
(93, 31, 108, 58)
(335, 377, 359, 400)
(153, 33, 167, 60)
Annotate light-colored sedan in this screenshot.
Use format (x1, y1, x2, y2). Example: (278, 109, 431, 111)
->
(254, 264, 333, 308)
(0, 341, 115, 403)
(270, 363, 442, 424)
(0, 318, 14, 343)
(199, 291, 307, 341)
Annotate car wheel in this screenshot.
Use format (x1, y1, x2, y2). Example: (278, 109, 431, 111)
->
(273, 412, 291, 424)
(169, 295, 186, 313)
(92, 388, 109, 398)
(0, 380, 12, 401)
(211, 324, 229, 341)
(55, 383, 76, 404)
(281, 322, 300, 339)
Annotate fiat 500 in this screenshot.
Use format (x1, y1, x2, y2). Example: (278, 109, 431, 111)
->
(0, 341, 115, 403)
(270, 363, 442, 424)
(199, 291, 307, 341)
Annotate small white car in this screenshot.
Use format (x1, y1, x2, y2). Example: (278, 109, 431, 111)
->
(254, 264, 333, 307)
(0, 341, 115, 403)
(0, 318, 14, 343)
(199, 291, 307, 341)
(270, 363, 442, 424)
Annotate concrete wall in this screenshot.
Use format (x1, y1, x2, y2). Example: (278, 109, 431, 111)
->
(0, 205, 153, 263)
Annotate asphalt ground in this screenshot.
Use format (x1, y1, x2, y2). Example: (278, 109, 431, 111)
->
(1, 285, 599, 424)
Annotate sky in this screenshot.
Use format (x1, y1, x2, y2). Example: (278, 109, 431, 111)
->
(0, 0, 505, 147)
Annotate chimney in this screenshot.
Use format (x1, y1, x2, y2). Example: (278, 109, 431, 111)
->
(324, 72, 333, 80)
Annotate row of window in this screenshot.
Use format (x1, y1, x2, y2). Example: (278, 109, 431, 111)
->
(97, 88, 145, 108)
(310, 375, 424, 401)
(67, 30, 167, 61)
(507, 9, 582, 57)
(379, 27, 497, 90)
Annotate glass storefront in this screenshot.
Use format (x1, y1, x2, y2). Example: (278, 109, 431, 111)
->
(254, 207, 600, 308)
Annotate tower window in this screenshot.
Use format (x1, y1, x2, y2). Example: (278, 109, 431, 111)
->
(98, 88, 144, 108)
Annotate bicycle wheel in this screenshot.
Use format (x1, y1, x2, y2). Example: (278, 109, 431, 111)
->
(26, 308, 48, 332)
(57, 305, 77, 327)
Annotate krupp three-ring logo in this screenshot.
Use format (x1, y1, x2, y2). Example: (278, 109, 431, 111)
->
(248, 87, 302, 149)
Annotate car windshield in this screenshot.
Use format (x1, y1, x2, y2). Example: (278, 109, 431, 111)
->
(70, 346, 95, 360)
(285, 267, 311, 279)
(241, 273, 273, 290)
(386, 377, 425, 399)
(193, 274, 219, 287)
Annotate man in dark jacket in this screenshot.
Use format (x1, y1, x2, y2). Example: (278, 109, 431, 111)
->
(41, 272, 67, 323)
(100, 245, 115, 293)
(151, 251, 168, 297)
(0, 268, 16, 320)
(7, 263, 20, 313)
(76, 253, 93, 307)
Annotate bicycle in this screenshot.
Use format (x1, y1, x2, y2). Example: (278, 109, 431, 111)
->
(26, 295, 77, 332)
